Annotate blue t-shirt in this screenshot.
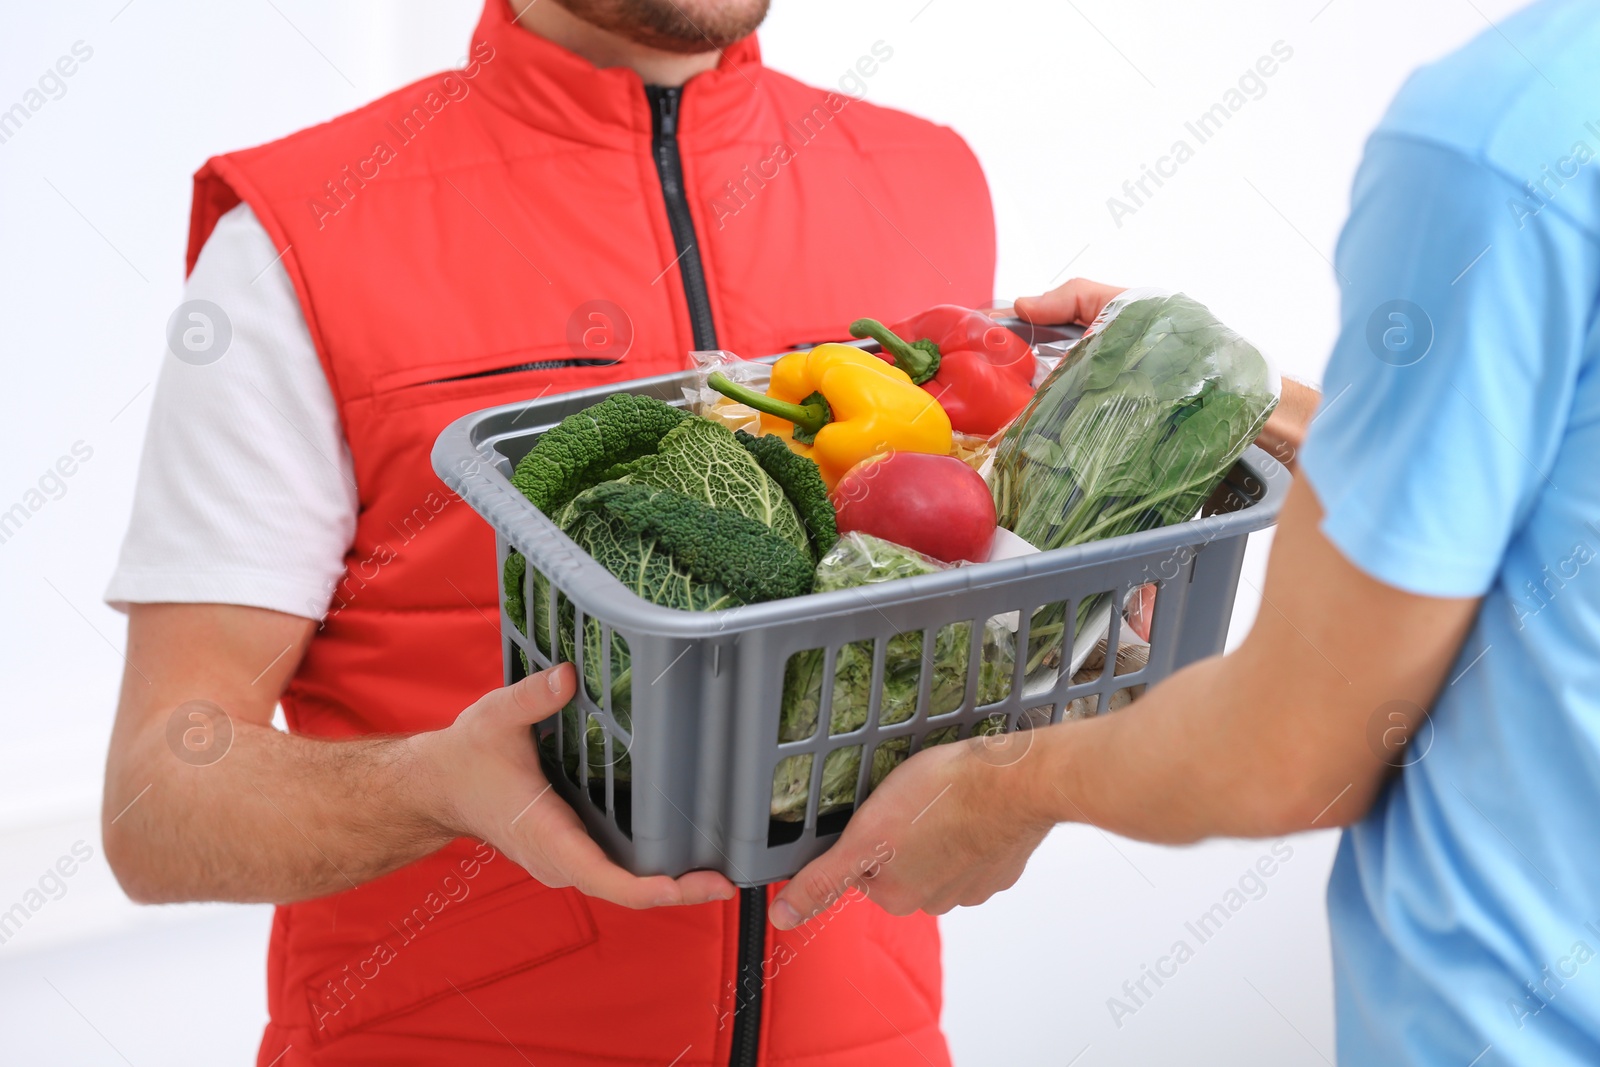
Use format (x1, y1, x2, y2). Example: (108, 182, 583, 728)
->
(1299, 2, 1600, 1062)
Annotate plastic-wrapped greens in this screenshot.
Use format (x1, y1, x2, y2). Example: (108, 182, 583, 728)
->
(990, 290, 1279, 651)
(993, 289, 1278, 548)
(770, 533, 1014, 822)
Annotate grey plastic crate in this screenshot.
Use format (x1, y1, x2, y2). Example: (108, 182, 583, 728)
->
(432, 340, 1289, 886)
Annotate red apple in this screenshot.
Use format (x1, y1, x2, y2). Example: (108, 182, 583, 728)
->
(831, 452, 997, 564)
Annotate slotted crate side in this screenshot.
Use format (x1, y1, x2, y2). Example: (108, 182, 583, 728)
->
(716, 537, 1235, 884)
(487, 480, 1278, 882)
(607, 631, 716, 875)
(500, 529, 738, 877)
(499, 533, 642, 868)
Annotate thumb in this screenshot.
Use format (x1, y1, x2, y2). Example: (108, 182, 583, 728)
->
(1014, 278, 1125, 328)
(484, 663, 576, 727)
(769, 841, 871, 931)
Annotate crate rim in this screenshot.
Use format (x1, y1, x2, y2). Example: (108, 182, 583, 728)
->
(431, 375, 1291, 640)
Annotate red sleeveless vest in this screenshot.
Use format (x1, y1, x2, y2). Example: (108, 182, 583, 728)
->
(189, 3, 994, 1063)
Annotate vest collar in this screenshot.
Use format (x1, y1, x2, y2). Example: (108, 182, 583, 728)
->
(470, 0, 764, 149)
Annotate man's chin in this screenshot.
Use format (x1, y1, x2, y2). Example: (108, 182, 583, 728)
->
(551, 0, 770, 54)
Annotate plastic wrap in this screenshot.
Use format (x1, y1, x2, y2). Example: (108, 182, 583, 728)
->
(992, 289, 1279, 548)
(684, 348, 769, 434)
(990, 290, 1279, 651)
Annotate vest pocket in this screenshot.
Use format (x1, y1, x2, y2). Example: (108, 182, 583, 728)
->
(419, 357, 621, 385)
(367, 358, 679, 418)
(301, 872, 597, 1042)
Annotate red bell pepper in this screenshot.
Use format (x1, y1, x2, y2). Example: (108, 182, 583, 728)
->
(849, 305, 1037, 436)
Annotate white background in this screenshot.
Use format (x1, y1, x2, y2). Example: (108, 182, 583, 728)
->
(0, 0, 1522, 1063)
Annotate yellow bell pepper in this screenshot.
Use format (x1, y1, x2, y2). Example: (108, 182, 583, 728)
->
(708, 344, 952, 487)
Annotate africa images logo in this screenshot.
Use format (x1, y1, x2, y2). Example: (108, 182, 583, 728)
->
(0, 841, 95, 948)
(1106, 41, 1294, 228)
(0, 41, 93, 147)
(0, 441, 94, 548)
(307, 41, 496, 229)
(166, 299, 233, 366)
(1365, 299, 1433, 367)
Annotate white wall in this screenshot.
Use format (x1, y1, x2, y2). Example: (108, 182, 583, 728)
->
(0, 0, 1520, 1063)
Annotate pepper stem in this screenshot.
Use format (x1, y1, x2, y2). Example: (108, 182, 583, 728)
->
(706, 372, 832, 443)
(848, 318, 942, 385)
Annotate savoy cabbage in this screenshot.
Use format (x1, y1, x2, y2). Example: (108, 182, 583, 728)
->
(513, 412, 815, 784)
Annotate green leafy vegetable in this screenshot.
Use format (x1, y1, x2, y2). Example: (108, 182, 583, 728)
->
(510, 393, 689, 513)
(990, 291, 1277, 655)
(734, 428, 838, 558)
(502, 550, 527, 641)
(568, 482, 813, 605)
(993, 291, 1276, 549)
(614, 417, 810, 559)
(509, 413, 811, 653)
(504, 402, 827, 785)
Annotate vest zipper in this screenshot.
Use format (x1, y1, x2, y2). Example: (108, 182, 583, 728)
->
(730, 885, 766, 1067)
(643, 82, 762, 1067)
(646, 85, 719, 352)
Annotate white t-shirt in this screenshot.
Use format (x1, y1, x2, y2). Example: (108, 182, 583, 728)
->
(105, 204, 356, 620)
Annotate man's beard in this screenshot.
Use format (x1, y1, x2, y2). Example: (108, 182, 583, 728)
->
(549, 0, 770, 54)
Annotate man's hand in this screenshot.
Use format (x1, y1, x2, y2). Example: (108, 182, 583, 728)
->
(104, 603, 734, 909)
(1014, 276, 1127, 329)
(771, 482, 1480, 925)
(412, 663, 736, 908)
(770, 734, 1051, 929)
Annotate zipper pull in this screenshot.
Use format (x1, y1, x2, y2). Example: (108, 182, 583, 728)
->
(657, 86, 679, 138)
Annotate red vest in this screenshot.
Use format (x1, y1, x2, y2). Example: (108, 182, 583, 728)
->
(190, 3, 994, 1063)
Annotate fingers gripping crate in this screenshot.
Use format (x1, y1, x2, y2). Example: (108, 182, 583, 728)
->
(433, 367, 1289, 886)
